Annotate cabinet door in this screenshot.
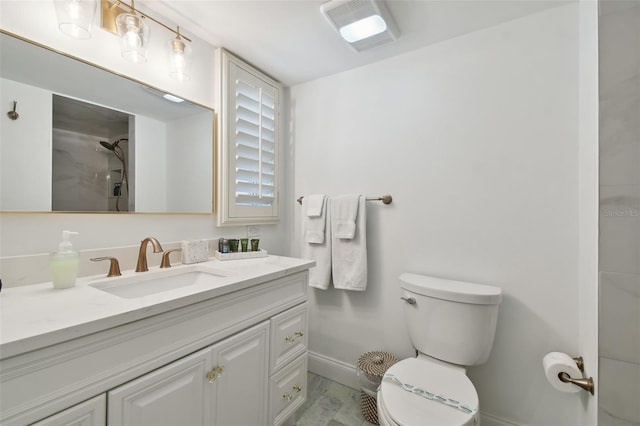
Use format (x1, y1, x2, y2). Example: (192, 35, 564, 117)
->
(107, 347, 211, 426)
(31, 395, 106, 426)
(210, 321, 269, 426)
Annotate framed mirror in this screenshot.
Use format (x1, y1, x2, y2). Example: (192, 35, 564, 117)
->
(0, 31, 215, 213)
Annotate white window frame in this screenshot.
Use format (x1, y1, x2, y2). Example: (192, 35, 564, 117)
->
(216, 49, 281, 226)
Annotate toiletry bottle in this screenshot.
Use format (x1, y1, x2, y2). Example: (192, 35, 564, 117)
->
(50, 230, 79, 289)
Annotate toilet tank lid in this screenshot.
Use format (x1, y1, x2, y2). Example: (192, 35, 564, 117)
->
(399, 273, 502, 305)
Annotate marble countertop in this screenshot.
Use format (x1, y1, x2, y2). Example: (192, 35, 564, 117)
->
(0, 255, 314, 359)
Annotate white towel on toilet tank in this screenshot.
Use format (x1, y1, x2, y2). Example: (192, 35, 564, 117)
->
(331, 194, 367, 291)
(301, 195, 332, 289)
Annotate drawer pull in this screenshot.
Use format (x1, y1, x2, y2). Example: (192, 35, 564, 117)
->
(284, 330, 305, 343)
(282, 393, 293, 401)
(206, 365, 224, 383)
(293, 384, 302, 393)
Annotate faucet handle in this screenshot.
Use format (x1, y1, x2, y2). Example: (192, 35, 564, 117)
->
(90, 257, 122, 277)
(160, 249, 182, 268)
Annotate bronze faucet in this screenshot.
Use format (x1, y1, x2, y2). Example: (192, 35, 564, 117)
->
(136, 237, 164, 272)
(90, 257, 122, 277)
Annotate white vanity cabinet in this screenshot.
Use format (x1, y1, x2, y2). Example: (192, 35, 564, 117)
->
(107, 322, 269, 426)
(0, 268, 310, 426)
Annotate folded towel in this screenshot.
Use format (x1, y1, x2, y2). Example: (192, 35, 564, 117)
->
(304, 195, 327, 243)
(331, 195, 367, 291)
(302, 196, 332, 290)
(305, 195, 324, 217)
(331, 194, 360, 239)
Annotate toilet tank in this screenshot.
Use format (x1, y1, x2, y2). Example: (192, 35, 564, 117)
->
(399, 273, 502, 366)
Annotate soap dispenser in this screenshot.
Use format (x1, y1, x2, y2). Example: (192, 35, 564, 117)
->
(50, 230, 79, 289)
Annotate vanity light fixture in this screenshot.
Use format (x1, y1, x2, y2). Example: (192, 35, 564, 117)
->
(53, 0, 98, 39)
(100, 0, 192, 75)
(320, 0, 398, 51)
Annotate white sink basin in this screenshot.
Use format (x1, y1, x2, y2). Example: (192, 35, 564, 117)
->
(90, 268, 229, 299)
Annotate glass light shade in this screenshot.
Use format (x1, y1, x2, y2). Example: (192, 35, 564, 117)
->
(53, 0, 97, 39)
(115, 13, 150, 63)
(339, 15, 387, 43)
(168, 37, 192, 81)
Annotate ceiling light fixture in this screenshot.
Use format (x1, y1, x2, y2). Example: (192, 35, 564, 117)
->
(53, 0, 98, 39)
(99, 0, 192, 78)
(320, 0, 398, 51)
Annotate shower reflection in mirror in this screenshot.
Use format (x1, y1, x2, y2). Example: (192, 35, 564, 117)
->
(52, 94, 133, 211)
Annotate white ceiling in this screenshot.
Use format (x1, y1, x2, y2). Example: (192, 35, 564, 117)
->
(148, 0, 569, 87)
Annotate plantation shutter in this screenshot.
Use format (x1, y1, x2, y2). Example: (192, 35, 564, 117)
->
(227, 60, 279, 220)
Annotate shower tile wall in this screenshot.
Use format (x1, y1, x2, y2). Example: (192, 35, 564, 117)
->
(598, 3, 640, 425)
(52, 128, 109, 211)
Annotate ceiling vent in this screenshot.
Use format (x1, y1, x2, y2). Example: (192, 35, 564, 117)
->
(320, 0, 399, 51)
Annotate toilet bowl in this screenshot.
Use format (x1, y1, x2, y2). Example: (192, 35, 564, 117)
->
(378, 273, 501, 426)
(377, 356, 478, 426)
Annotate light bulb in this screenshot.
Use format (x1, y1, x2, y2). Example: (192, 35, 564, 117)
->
(168, 36, 192, 81)
(115, 13, 150, 63)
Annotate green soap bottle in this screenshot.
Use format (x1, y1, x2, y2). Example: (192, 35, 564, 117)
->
(50, 230, 79, 289)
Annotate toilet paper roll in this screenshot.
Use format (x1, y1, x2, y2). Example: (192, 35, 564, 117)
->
(542, 352, 582, 393)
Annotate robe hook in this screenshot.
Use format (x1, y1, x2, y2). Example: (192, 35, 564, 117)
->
(7, 101, 19, 120)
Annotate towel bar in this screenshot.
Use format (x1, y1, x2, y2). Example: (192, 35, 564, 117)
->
(297, 195, 392, 205)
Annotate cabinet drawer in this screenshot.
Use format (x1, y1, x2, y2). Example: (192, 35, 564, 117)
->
(269, 354, 307, 426)
(269, 302, 308, 373)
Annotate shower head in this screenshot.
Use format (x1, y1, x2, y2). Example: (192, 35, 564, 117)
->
(99, 141, 116, 151)
(99, 139, 128, 151)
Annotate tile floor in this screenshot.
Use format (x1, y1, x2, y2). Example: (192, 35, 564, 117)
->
(295, 372, 377, 426)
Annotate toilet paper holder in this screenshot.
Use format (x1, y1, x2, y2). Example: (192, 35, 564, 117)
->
(558, 356, 594, 395)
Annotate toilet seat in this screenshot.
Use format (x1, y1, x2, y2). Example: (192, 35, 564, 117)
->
(377, 357, 479, 426)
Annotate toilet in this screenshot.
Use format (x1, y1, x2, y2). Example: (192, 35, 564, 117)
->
(377, 273, 502, 426)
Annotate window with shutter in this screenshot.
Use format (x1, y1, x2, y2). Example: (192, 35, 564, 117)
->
(217, 50, 281, 225)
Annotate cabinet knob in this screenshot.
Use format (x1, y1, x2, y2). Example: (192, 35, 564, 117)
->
(282, 393, 293, 401)
(206, 365, 224, 383)
(293, 385, 302, 393)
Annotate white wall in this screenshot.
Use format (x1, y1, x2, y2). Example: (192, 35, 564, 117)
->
(135, 115, 168, 212)
(0, 78, 52, 211)
(291, 4, 583, 425)
(166, 111, 213, 212)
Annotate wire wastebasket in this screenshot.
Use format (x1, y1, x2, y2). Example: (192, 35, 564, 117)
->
(357, 351, 398, 425)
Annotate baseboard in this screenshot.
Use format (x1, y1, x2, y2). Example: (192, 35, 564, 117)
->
(307, 350, 359, 389)
(307, 350, 521, 426)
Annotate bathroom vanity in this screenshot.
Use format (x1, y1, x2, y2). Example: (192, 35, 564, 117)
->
(0, 256, 313, 426)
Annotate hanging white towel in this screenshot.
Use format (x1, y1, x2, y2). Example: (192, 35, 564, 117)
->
(301, 195, 332, 290)
(332, 194, 360, 239)
(331, 195, 367, 291)
(304, 195, 327, 243)
(305, 195, 325, 218)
